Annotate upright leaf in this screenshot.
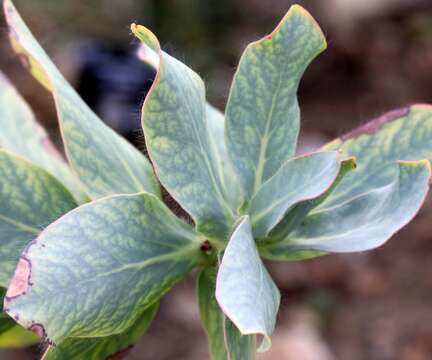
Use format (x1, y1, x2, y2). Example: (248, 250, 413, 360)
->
(0, 150, 77, 286)
(3, 0, 160, 199)
(225, 5, 326, 199)
(322, 105, 432, 208)
(132, 24, 235, 241)
(216, 217, 280, 352)
(249, 151, 342, 238)
(43, 303, 158, 360)
(4, 193, 202, 343)
(260, 161, 431, 259)
(206, 104, 243, 211)
(197, 268, 255, 360)
(0, 72, 87, 203)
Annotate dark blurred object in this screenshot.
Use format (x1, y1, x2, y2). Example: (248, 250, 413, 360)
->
(75, 41, 156, 142)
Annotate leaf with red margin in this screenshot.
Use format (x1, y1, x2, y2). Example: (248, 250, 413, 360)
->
(249, 151, 343, 238)
(131, 23, 236, 242)
(260, 160, 431, 258)
(0, 71, 87, 204)
(4, 193, 202, 344)
(261, 105, 432, 260)
(3, 0, 160, 200)
(321, 105, 432, 208)
(225, 5, 327, 200)
(216, 217, 280, 353)
(0, 150, 77, 286)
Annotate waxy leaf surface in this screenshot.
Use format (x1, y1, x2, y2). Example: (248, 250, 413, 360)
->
(4, 193, 201, 343)
(133, 24, 235, 240)
(0, 150, 77, 286)
(197, 268, 255, 360)
(249, 151, 341, 238)
(0, 72, 87, 203)
(225, 5, 326, 199)
(206, 104, 243, 211)
(263, 158, 356, 260)
(216, 217, 280, 352)
(4, 0, 160, 199)
(261, 161, 430, 258)
(43, 303, 158, 360)
(322, 105, 432, 208)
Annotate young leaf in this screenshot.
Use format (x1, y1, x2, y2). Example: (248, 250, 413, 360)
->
(225, 5, 327, 199)
(42, 303, 158, 360)
(3, 0, 160, 199)
(261, 158, 356, 261)
(4, 193, 202, 343)
(132, 24, 236, 241)
(260, 161, 431, 258)
(0, 72, 87, 203)
(216, 217, 280, 352)
(322, 105, 432, 208)
(0, 150, 77, 286)
(197, 268, 255, 360)
(249, 151, 342, 238)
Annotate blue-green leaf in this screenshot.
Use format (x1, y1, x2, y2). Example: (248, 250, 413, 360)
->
(322, 105, 432, 208)
(260, 161, 430, 258)
(197, 268, 255, 360)
(225, 5, 327, 199)
(0, 71, 87, 203)
(0, 150, 77, 286)
(3, 0, 160, 199)
(249, 151, 342, 238)
(206, 104, 243, 211)
(132, 24, 236, 241)
(43, 303, 158, 360)
(216, 217, 280, 352)
(4, 193, 202, 343)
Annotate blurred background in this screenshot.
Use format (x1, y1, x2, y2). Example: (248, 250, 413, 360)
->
(1, 0, 432, 359)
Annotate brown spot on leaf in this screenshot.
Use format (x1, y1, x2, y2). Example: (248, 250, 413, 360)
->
(29, 323, 46, 339)
(106, 346, 134, 360)
(341, 107, 410, 141)
(5, 257, 32, 304)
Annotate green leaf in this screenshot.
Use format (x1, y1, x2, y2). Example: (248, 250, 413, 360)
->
(0, 323, 39, 348)
(132, 24, 235, 241)
(225, 5, 327, 199)
(322, 105, 432, 208)
(4, 193, 202, 343)
(0, 150, 77, 286)
(0, 288, 39, 348)
(0, 289, 16, 335)
(3, 0, 160, 199)
(249, 151, 342, 238)
(261, 158, 356, 260)
(0, 71, 87, 204)
(216, 217, 280, 352)
(43, 303, 158, 360)
(260, 161, 430, 258)
(197, 268, 256, 360)
(206, 104, 243, 211)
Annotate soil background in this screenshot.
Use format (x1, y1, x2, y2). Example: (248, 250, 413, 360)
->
(1, 0, 432, 359)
